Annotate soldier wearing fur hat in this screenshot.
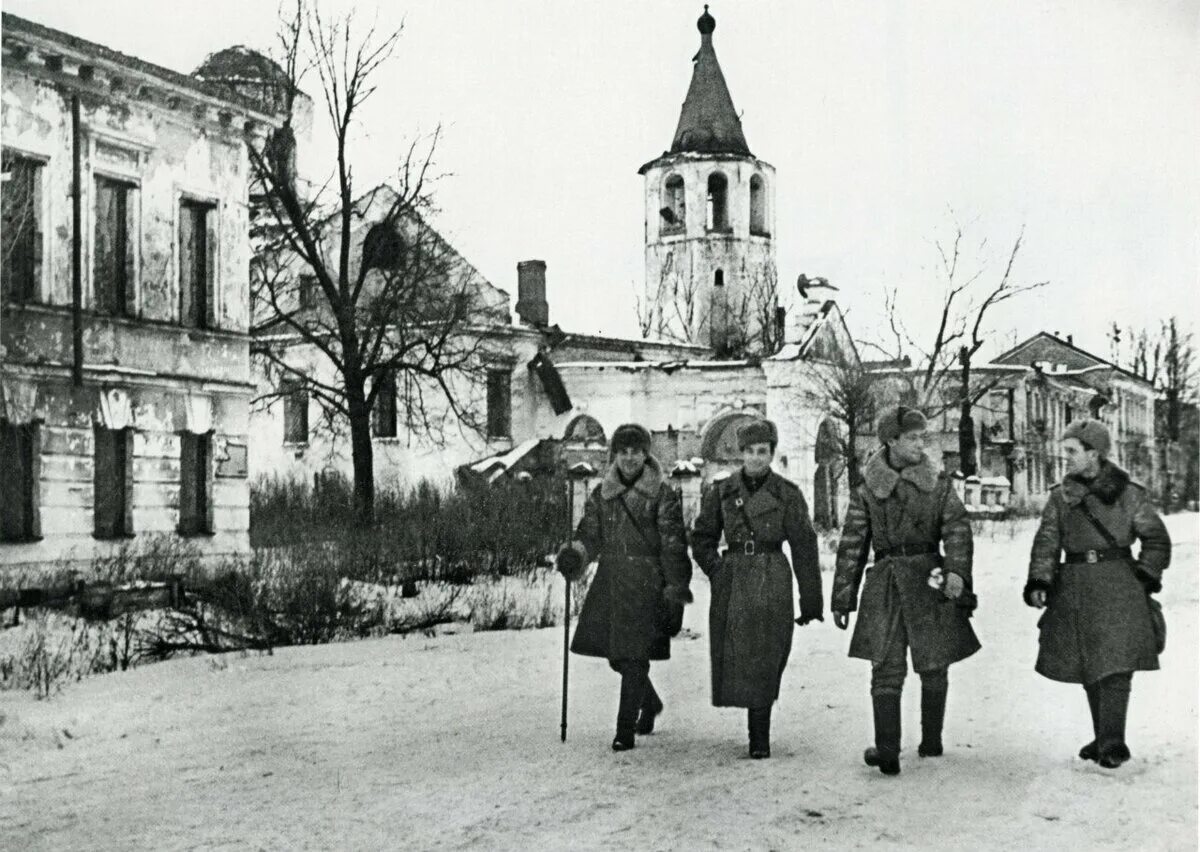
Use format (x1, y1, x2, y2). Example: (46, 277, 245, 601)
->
(832, 404, 980, 776)
(556, 423, 693, 751)
(1024, 418, 1171, 769)
(690, 417, 823, 759)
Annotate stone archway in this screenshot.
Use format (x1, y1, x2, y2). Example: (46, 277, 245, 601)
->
(699, 410, 763, 466)
(812, 418, 843, 530)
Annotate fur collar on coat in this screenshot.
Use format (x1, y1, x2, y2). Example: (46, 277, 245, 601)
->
(600, 455, 665, 501)
(1060, 460, 1131, 506)
(862, 447, 939, 500)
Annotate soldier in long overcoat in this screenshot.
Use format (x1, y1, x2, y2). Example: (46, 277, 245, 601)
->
(832, 405, 980, 776)
(690, 419, 823, 759)
(556, 423, 692, 751)
(1024, 418, 1171, 769)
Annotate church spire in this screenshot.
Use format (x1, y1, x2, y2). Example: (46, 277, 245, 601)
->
(669, 6, 751, 156)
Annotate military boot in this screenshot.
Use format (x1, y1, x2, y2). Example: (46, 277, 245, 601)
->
(748, 706, 771, 759)
(1079, 683, 1101, 762)
(636, 680, 664, 735)
(1097, 674, 1132, 769)
(918, 685, 947, 757)
(864, 694, 902, 775)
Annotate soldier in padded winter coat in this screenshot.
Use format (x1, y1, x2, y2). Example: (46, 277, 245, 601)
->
(690, 418, 823, 759)
(1024, 418, 1171, 769)
(556, 423, 693, 752)
(832, 405, 980, 776)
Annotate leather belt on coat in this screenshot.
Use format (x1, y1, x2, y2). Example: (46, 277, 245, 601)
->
(874, 542, 939, 560)
(1062, 546, 1132, 564)
(724, 540, 783, 556)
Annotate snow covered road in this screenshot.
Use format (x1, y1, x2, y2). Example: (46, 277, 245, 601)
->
(2, 515, 1197, 851)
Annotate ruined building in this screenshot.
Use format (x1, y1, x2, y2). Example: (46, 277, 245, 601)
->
(0, 14, 282, 569)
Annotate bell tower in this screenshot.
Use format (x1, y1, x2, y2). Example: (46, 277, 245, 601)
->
(639, 6, 777, 355)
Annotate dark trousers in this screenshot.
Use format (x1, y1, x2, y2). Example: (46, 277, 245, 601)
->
(611, 658, 651, 731)
(870, 619, 947, 697)
(1085, 671, 1132, 746)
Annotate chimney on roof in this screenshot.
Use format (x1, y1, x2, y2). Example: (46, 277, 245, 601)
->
(516, 260, 549, 327)
(1067, 334, 1074, 345)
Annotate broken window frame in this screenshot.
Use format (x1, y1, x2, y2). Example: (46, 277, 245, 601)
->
(660, 173, 686, 236)
(178, 197, 219, 329)
(93, 426, 134, 539)
(93, 173, 138, 317)
(178, 431, 214, 536)
(0, 419, 42, 543)
(281, 377, 310, 445)
(371, 370, 399, 439)
(1, 150, 46, 305)
(486, 368, 512, 440)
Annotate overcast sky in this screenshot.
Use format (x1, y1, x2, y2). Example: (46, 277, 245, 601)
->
(8, 0, 1197, 362)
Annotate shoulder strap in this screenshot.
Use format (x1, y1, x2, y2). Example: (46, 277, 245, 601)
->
(1075, 497, 1120, 549)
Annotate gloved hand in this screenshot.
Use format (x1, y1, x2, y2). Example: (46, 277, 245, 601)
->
(555, 543, 585, 581)
(1027, 589, 1047, 609)
(942, 572, 965, 600)
(1136, 569, 1162, 595)
(833, 611, 850, 630)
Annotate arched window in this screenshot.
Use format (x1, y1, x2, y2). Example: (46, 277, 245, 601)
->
(660, 174, 685, 234)
(749, 174, 768, 236)
(564, 415, 606, 446)
(362, 222, 406, 273)
(706, 172, 729, 232)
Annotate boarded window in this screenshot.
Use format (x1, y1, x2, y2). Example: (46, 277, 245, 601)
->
(94, 176, 136, 316)
(179, 432, 213, 536)
(0, 420, 41, 542)
(179, 200, 217, 328)
(94, 427, 133, 538)
(487, 369, 512, 439)
(1, 153, 43, 303)
(372, 371, 398, 438)
(282, 379, 309, 444)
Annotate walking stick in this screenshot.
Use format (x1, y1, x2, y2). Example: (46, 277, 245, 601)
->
(561, 475, 574, 742)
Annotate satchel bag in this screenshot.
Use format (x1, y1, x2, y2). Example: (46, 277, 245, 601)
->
(1075, 498, 1166, 654)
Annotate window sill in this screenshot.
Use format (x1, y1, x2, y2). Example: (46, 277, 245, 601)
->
(0, 536, 44, 545)
(705, 228, 734, 236)
(92, 533, 136, 541)
(177, 529, 216, 539)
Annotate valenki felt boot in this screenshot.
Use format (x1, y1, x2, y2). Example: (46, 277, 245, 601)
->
(748, 706, 771, 759)
(918, 686, 947, 757)
(1097, 674, 1132, 769)
(864, 694, 902, 776)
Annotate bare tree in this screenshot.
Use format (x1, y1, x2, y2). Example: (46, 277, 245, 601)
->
(809, 347, 876, 489)
(245, 2, 496, 526)
(866, 218, 1048, 475)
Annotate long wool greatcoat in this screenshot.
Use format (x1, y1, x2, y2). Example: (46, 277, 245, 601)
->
(690, 470, 823, 708)
(1024, 462, 1171, 685)
(567, 457, 692, 663)
(832, 450, 980, 672)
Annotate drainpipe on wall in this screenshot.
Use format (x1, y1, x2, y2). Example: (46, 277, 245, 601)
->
(71, 94, 84, 387)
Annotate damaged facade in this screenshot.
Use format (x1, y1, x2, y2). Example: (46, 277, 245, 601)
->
(0, 14, 281, 569)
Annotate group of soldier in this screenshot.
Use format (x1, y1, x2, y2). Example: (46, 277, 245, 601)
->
(555, 406, 1172, 775)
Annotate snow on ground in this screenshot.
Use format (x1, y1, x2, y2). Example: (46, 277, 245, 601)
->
(2, 516, 1197, 851)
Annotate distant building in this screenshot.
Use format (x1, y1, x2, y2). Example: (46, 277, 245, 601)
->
(0, 13, 281, 570)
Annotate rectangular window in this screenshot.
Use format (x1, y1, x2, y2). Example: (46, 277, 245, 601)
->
(0, 420, 41, 542)
(179, 432, 213, 536)
(282, 378, 309, 444)
(1, 153, 43, 304)
(372, 371, 398, 439)
(179, 200, 216, 328)
(298, 273, 318, 310)
(94, 175, 136, 316)
(486, 369, 512, 439)
(94, 427, 133, 538)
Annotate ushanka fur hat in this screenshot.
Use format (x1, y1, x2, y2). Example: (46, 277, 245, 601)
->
(736, 418, 778, 451)
(877, 404, 928, 444)
(609, 423, 652, 456)
(1063, 418, 1111, 457)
